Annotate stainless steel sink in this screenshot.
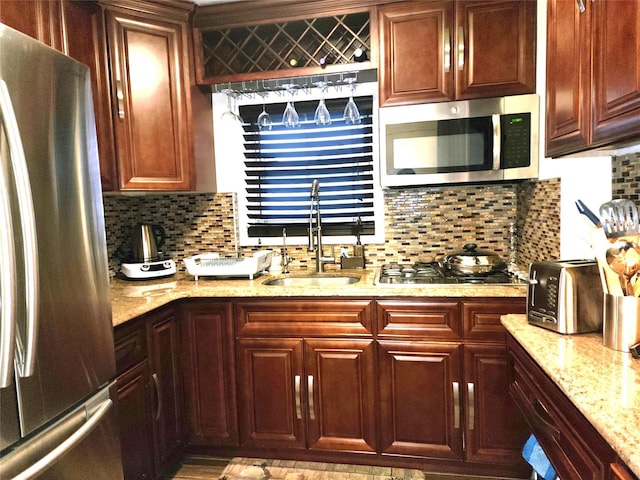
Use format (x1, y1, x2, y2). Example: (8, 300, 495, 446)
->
(262, 275, 360, 287)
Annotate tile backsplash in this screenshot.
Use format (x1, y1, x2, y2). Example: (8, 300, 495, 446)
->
(103, 180, 561, 278)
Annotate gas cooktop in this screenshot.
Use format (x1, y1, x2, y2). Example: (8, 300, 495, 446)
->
(374, 262, 523, 286)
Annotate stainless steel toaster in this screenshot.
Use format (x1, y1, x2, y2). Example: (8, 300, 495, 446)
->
(527, 260, 604, 334)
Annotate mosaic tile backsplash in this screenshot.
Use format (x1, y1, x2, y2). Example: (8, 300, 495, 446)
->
(103, 180, 561, 278)
(612, 152, 640, 200)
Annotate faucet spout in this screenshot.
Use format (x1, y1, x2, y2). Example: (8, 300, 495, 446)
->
(307, 179, 335, 273)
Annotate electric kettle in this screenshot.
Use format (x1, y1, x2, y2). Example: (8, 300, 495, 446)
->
(130, 223, 165, 262)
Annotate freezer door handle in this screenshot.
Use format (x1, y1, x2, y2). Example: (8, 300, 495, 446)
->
(2, 397, 114, 480)
(0, 79, 39, 381)
(0, 83, 17, 388)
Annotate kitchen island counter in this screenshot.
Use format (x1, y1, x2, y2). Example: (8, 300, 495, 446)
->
(110, 268, 526, 327)
(501, 314, 640, 478)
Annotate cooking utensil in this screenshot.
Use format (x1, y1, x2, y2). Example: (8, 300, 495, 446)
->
(606, 240, 640, 295)
(443, 243, 506, 275)
(588, 228, 625, 296)
(575, 199, 601, 227)
(599, 199, 639, 238)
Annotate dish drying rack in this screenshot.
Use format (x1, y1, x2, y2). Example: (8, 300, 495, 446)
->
(183, 250, 273, 280)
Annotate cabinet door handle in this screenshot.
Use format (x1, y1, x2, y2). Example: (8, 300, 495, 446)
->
(116, 80, 125, 120)
(467, 382, 475, 431)
(294, 375, 302, 420)
(444, 27, 451, 73)
(152, 372, 162, 422)
(307, 375, 315, 420)
(453, 381, 460, 429)
(457, 26, 465, 70)
(576, 0, 586, 13)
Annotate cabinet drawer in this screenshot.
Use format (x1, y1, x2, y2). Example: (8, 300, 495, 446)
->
(508, 335, 615, 480)
(235, 299, 373, 337)
(114, 319, 147, 375)
(462, 298, 525, 341)
(376, 299, 460, 339)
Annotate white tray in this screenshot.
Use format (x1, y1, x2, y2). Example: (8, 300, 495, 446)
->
(183, 250, 273, 280)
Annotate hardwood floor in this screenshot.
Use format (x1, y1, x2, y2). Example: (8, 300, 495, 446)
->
(161, 456, 530, 480)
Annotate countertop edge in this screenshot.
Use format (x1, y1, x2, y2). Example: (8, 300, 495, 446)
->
(110, 270, 526, 327)
(501, 314, 640, 478)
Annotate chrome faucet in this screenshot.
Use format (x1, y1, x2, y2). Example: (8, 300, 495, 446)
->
(282, 227, 291, 274)
(308, 179, 335, 272)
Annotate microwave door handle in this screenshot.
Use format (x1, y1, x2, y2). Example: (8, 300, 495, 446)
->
(492, 114, 501, 170)
(0, 80, 39, 380)
(0, 87, 18, 388)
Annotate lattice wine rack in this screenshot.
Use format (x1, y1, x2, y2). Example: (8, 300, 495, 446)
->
(197, 11, 371, 82)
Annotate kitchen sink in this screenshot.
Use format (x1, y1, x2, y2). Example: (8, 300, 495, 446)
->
(262, 275, 360, 287)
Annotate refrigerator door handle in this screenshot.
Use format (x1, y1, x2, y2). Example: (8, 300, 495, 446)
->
(0, 79, 39, 379)
(7, 398, 114, 480)
(0, 83, 18, 388)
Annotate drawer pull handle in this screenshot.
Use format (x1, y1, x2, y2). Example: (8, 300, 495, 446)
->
(307, 375, 315, 420)
(532, 398, 560, 438)
(294, 375, 302, 420)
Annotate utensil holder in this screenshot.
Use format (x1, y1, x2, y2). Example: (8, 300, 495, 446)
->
(603, 294, 640, 352)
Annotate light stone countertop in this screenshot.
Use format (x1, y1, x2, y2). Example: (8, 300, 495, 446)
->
(501, 314, 640, 478)
(110, 268, 526, 327)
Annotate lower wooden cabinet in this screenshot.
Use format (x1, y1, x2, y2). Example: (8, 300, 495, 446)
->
(181, 300, 238, 447)
(235, 337, 377, 455)
(116, 360, 155, 480)
(508, 333, 619, 480)
(378, 341, 464, 461)
(114, 304, 185, 480)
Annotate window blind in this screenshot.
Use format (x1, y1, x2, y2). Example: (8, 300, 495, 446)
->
(239, 96, 375, 238)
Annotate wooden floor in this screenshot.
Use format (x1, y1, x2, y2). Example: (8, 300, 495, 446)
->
(160, 456, 530, 480)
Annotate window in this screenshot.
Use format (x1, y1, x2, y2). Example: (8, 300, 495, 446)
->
(212, 81, 383, 247)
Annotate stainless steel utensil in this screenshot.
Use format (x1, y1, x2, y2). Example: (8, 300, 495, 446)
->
(599, 199, 639, 238)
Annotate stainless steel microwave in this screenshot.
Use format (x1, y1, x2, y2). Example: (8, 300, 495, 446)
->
(379, 94, 539, 187)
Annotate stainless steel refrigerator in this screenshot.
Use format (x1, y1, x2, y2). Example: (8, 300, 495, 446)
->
(0, 24, 124, 479)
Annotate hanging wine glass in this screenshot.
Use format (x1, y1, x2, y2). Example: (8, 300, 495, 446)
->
(220, 89, 243, 123)
(282, 84, 299, 128)
(256, 92, 272, 130)
(343, 78, 361, 125)
(314, 81, 331, 126)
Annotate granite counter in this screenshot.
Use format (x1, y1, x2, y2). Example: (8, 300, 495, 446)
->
(110, 268, 527, 327)
(501, 314, 640, 478)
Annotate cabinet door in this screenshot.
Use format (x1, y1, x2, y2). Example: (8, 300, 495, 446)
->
(0, 0, 63, 49)
(455, 0, 535, 100)
(116, 361, 155, 480)
(545, 0, 591, 157)
(181, 300, 238, 447)
(61, 1, 118, 191)
(147, 307, 185, 474)
(378, 341, 464, 461)
(236, 338, 306, 450)
(105, 8, 192, 190)
(591, 0, 640, 146)
(378, 0, 454, 106)
(304, 338, 377, 455)
(463, 344, 529, 473)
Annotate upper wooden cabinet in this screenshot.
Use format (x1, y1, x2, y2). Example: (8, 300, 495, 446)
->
(378, 0, 536, 106)
(192, 0, 378, 84)
(546, 0, 640, 157)
(0, 0, 64, 49)
(102, 1, 195, 191)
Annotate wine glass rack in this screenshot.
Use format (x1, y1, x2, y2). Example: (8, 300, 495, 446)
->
(197, 11, 371, 83)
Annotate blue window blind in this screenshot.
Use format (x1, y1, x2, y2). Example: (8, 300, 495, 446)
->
(239, 95, 375, 238)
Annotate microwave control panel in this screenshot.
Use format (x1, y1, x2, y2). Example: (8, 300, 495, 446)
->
(500, 113, 531, 169)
